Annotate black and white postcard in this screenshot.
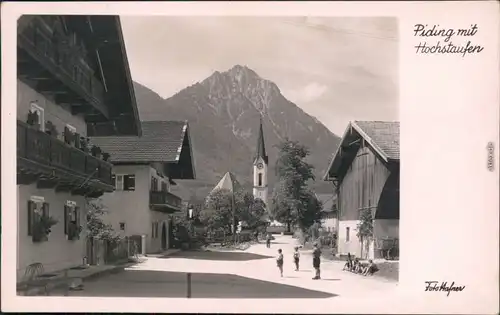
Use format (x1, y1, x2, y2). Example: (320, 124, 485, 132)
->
(1, 1, 498, 314)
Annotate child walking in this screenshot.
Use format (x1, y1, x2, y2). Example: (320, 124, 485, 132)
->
(293, 246, 300, 271)
(276, 249, 284, 277)
(312, 243, 322, 280)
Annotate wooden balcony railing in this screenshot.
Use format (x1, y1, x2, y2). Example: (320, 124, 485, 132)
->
(18, 16, 106, 114)
(149, 190, 183, 212)
(17, 120, 112, 186)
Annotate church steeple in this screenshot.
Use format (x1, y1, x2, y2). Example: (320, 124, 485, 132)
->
(255, 116, 268, 164)
(253, 116, 269, 208)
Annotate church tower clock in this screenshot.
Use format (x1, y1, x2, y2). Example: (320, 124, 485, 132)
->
(253, 117, 269, 208)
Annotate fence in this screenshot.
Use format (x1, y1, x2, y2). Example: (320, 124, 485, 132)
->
(104, 237, 131, 264)
(204, 229, 255, 245)
(86, 236, 137, 265)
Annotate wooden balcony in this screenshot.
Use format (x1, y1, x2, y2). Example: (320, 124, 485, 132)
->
(149, 191, 183, 213)
(17, 120, 114, 197)
(17, 16, 108, 120)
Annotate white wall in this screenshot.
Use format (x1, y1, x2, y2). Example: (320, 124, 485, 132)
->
(17, 80, 87, 137)
(17, 184, 87, 279)
(99, 165, 150, 237)
(337, 220, 362, 257)
(337, 219, 399, 259)
(99, 164, 175, 254)
(16, 78, 91, 280)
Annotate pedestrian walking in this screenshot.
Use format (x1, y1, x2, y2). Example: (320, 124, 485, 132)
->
(312, 243, 322, 280)
(293, 246, 300, 271)
(266, 233, 271, 248)
(276, 248, 284, 277)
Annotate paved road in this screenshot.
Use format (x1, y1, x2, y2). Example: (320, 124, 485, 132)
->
(56, 235, 397, 299)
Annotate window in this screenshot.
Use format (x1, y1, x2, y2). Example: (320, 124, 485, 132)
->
(30, 102, 45, 131)
(151, 177, 158, 191)
(151, 222, 159, 238)
(124, 175, 135, 191)
(346, 227, 350, 242)
(119, 222, 125, 231)
(64, 201, 80, 240)
(112, 174, 135, 191)
(258, 173, 263, 187)
(161, 182, 167, 192)
(27, 198, 49, 237)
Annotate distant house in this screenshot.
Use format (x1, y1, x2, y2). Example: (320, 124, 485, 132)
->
(16, 15, 141, 278)
(90, 121, 196, 254)
(315, 194, 338, 233)
(323, 121, 399, 259)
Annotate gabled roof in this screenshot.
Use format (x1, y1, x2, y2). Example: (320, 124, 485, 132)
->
(254, 117, 268, 164)
(210, 172, 242, 194)
(70, 16, 142, 136)
(323, 120, 400, 181)
(90, 121, 196, 179)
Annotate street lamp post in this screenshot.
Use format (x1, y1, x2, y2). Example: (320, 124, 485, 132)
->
(231, 192, 236, 244)
(187, 205, 194, 249)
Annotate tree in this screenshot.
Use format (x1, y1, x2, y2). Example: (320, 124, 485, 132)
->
(270, 180, 296, 231)
(236, 192, 267, 230)
(356, 208, 374, 258)
(201, 188, 268, 235)
(200, 188, 234, 233)
(270, 139, 322, 234)
(85, 198, 121, 244)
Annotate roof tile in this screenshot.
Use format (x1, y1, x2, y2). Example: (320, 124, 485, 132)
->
(89, 121, 188, 163)
(353, 121, 400, 160)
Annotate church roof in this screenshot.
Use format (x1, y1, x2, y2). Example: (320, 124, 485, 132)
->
(210, 172, 242, 194)
(254, 117, 268, 164)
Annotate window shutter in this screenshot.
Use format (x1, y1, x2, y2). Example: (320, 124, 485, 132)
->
(76, 206, 80, 227)
(116, 175, 124, 190)
(124, 175, 135, 191)
(27, 201, 33, 236)
(75, 206, 81, 240)
(42, 202, 49, 218)
(64, 205, 68, 234)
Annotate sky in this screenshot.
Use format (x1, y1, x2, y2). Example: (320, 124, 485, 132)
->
(120, 16, 399, 135)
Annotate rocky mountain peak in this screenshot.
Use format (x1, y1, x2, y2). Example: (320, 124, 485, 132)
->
(133, 66, 341, 201)
(201, 65, 279, 100)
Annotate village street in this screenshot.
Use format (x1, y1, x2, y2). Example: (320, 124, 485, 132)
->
(57, 235, 398, 300)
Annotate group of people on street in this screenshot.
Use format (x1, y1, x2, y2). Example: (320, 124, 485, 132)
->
(343, 252, 379, 276)
(275, 243, 322, 280)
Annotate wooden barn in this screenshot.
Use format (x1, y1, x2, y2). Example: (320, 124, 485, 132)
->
(323, 121, 400, 259)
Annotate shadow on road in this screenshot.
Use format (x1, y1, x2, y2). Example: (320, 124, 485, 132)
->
(161, 250, 273, 261)
(64, 269, 337, 299)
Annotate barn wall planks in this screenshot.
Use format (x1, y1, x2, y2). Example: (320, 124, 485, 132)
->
(338, 145, 391, 221)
